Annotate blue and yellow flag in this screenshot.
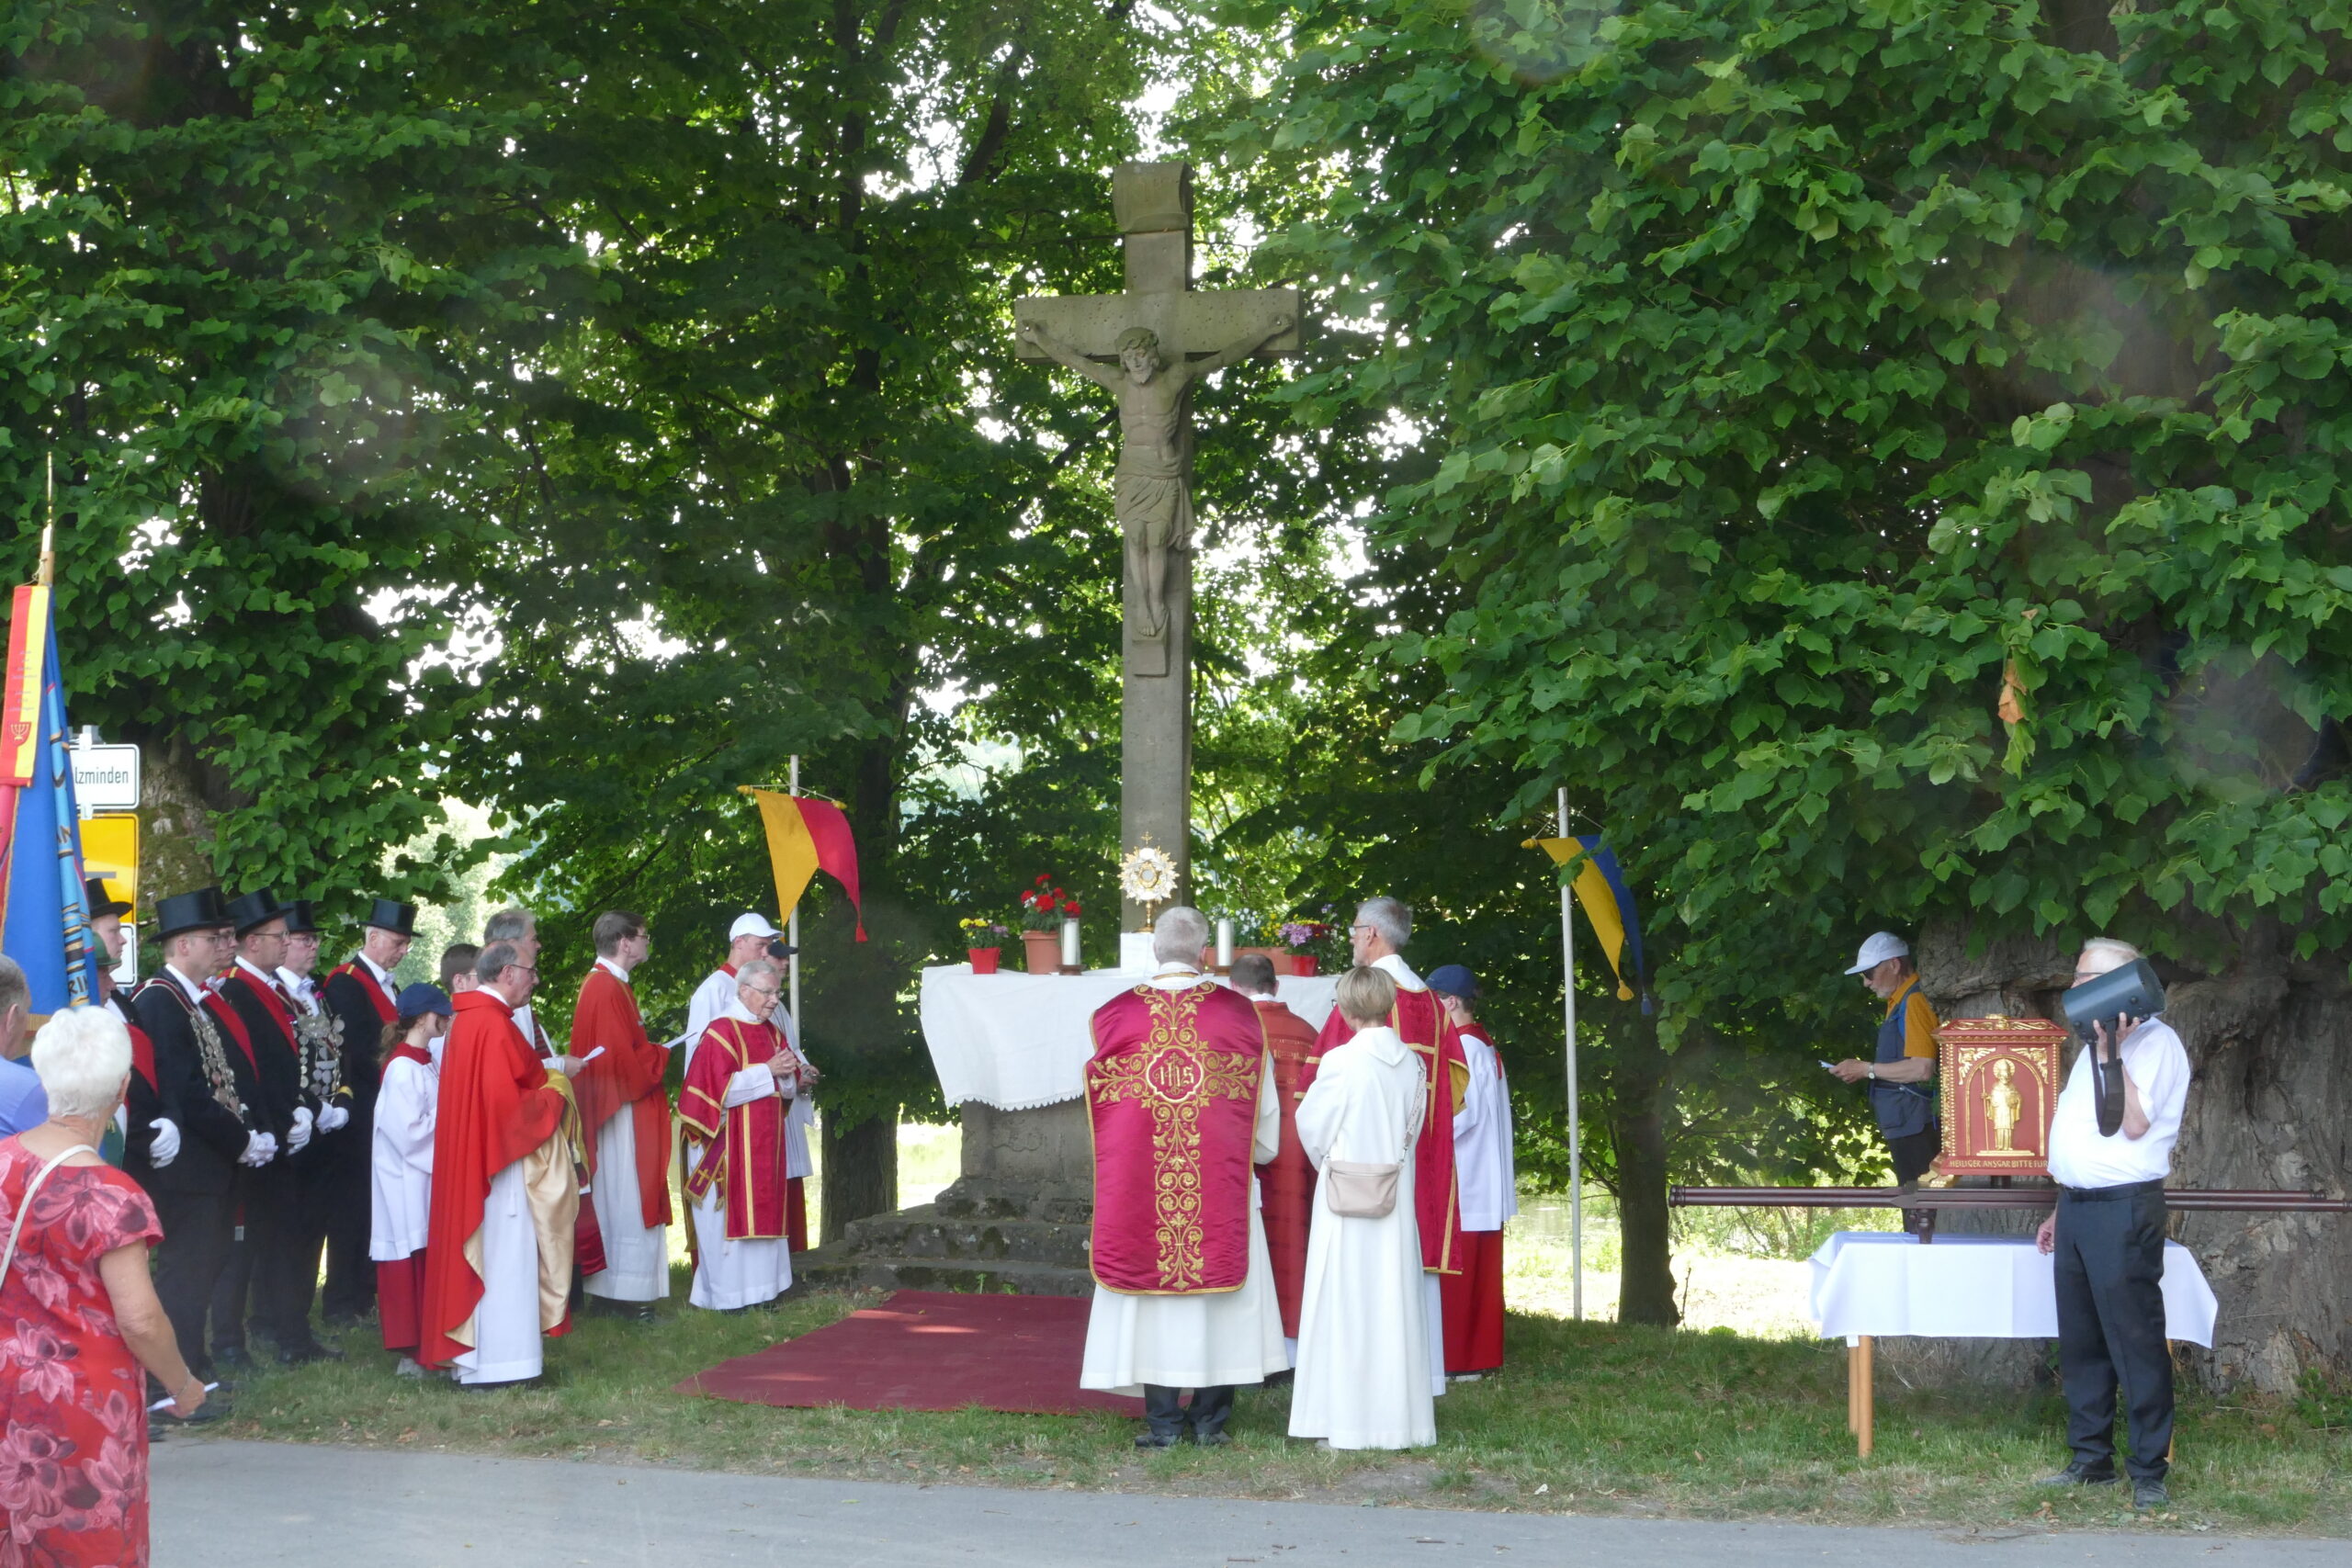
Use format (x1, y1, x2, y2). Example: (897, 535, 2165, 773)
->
(0, 581, 99, 1013)
(1530, 834, 1648, 1010)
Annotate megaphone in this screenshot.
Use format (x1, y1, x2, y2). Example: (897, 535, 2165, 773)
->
(2059, 957, 2165, 1137)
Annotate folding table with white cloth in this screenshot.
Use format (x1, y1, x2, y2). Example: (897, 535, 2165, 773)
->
(1807, 1230, 2219, 1456)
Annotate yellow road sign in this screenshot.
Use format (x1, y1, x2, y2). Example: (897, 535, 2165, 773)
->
(82, 812, 140, 918)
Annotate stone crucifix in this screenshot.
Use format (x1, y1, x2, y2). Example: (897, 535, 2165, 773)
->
(1015, 161, 1302, 927)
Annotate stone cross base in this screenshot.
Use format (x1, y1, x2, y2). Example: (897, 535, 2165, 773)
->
(796, 1101, 1096, 1297)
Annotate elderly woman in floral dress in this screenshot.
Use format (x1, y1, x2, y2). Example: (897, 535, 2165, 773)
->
(1, 1006, 206, 1566)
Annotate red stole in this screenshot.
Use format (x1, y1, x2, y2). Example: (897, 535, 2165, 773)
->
(420, 989, 567, 1371)
(1250, 998, 1320, 1337)
(677, 1016, 790, 1241)
(1084, 980, 1265, 1294)
(332, 961, 400, 1025)
(567, 965, 673, 1230)
(1308, 982, 1468, 1273)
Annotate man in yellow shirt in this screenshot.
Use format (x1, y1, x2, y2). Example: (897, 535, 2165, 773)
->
(1831, 931, 1939, 1230)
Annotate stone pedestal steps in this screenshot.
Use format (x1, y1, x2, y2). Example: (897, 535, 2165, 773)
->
(797, 1177, 1095, 1297)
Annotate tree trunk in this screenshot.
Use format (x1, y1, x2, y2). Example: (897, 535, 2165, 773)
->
(1918, 919, 2352, 1393)
(1611, 1025, 1681, 1326)
(820, 1108, 898, 1244)
(133, 731, 239, 900)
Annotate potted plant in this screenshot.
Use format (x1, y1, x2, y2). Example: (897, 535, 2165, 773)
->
(959, 918, 1008, 974)
(1276, 919, 1335, 976)
(1018, 876, 1080, 974)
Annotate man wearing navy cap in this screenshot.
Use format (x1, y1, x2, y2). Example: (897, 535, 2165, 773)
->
(1428, 964, 1515, 1379)
(1830, 931, 1941, 1229)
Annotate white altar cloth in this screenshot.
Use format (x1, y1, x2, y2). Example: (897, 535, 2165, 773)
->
(918, 965, 1340, 1110)
(1807, 1231, 2218, 1347)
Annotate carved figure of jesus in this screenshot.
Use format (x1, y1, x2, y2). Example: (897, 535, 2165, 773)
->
(1982, 1057, 2024, 1155)
(1018, 313, 1292, 648)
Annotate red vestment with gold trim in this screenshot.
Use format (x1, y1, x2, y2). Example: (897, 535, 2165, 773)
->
(1251, 997, 1319, 1337)
(1306, 985, 1468, 1273)
(678, 1015, 792, 1241)
(1085, 981, 1266, 1294)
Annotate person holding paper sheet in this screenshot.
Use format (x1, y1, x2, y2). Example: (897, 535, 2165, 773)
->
(686, 913, 816, 1249)
(678, 958, 797, 1310)
(568, 911, 673, 1315)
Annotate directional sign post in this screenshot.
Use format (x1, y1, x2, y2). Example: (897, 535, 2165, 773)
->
(69, 728, 141, 816)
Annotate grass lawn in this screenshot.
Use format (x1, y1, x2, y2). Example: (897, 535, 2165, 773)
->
(204, 1271, 2349, 1538)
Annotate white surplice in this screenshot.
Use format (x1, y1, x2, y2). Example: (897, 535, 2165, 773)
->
(455, 1158, 542, 1386)
(689, 967, 818, 1182)
(686, 999, 796, 1311)
(1080, 966, 1290, 1395)
(369, 1043, 439, 1262)
(1289, 1023, 1436, 1450)
(583, 1107, 668, 1302)
(1452, 1027, 1519, 1233)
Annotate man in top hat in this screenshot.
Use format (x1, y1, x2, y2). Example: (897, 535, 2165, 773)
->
(132, 886, 274, 1407)
(86, 875, 176, 1180)
(569, 910, 673, 1314)
(215, 889, 339, 1365)
(318, 897, 415, 1320)
(1303, 897, 1468, 1400)
(1428, 964, 1515, 1379)
(273, 898, 363, 1321)
(684, 913, 818, 1251)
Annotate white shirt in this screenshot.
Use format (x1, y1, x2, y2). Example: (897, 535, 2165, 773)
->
(2046, 1016, 2190, 1190)
(1452, 1027, 1519, 1232)
(355, 953, 401, 1010)
(234, 955, 283, 995)
(277, 967, 321, 1013)
(596, 955, 632, 985)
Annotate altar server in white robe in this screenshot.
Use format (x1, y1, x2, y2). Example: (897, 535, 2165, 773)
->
(370, 984, 450, 1375)
(678, 958, 797, 1310)
(1290, 964, 1437, 1450)
(687, 913, 818, 1250)
(1080, 908, 1288, 1447)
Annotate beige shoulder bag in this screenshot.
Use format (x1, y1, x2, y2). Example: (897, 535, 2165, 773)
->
(1322, 1101, 1417, 1220)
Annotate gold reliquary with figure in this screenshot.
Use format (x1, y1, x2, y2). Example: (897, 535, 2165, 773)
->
(1930, 1015, 2067, 1180)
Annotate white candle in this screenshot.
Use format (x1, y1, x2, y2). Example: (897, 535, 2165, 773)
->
(1216, 918, 1235, 967)
(1060, 916, 1081, 972)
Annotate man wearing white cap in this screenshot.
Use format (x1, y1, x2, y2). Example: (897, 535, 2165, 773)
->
(1830, 931, 1941, 1227)
(686, 913, 819, 1251)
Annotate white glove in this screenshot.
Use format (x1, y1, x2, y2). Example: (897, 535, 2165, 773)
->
(149, 1119, 181, 1168)
(288, 1106, 314, 1152)
(240, 1131, 273, 1167)
(315, 1104, 350, 1134)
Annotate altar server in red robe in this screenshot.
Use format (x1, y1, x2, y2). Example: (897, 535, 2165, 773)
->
(421, 943, 581, 1386)
(677, 957, 797, 1310)
(1079, 908, 1288, 1448)
(1303, 897, 1467, 1400)
(569, 910, 673, 1316)
(1231, 952, 1317, 1356)
(1428, 964, 1514, 1377)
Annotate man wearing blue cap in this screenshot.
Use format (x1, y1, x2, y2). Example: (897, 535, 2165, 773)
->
(1830, 931, 1941, 1228)
(1428, 964, 1514, 1378)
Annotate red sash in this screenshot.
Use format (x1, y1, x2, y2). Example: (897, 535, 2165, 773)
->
(1084, 981, 1265, 1294)
(332, 962, 400, 1025)
(202, 990, 257, 1070)
(126, 1021, 157, 1093)
(228, 967, 300, 1055)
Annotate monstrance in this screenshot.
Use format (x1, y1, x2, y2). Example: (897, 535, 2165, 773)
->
(1118, 838, 1180, 931)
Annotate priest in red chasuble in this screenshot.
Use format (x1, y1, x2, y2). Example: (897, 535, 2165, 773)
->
(1303, 897, 1467, 1400)
(1079, 908, 1289, 1448)
(678, 957, 797, 1311)
(569, 910, 673, 1315)
(420, 942, 582, 1387)
(1230, 952, 1318, 1351)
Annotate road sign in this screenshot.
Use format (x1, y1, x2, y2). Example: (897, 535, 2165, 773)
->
(71, 740, 141, 810)
(82, 812, 140, 917)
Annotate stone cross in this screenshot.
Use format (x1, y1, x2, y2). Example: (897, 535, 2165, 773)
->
(1015, 161, 1301, 928)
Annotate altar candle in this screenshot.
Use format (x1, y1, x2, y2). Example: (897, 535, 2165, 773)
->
(1216, 918, 1234, 968)
(1061, 916, 1081, 972)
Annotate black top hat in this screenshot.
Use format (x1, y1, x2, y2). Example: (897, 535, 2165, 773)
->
(83, 875, 133, 920)
(152, 886, 230, 941)
(282, 899, 321, 935)
(365, 898, 418, 937)
(226, 889, 293, 935)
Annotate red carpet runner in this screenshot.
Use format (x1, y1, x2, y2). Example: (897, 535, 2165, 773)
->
(676, 1291, 1144, 1416)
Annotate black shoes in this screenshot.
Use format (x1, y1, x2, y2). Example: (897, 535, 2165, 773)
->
(1193, 1428, 1232, 1448)
(2036, 1461, 2118, 1488)
(213, 1346, 254, 1371)
(275, 1340, 345, 1367)
(1133, 1429, 1183, 1450)
(2133, 1478, 2172, 1510)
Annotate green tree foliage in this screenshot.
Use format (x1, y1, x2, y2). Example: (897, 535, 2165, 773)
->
(1225, 0, 2352, 1313)
(0, 1, 575, 908)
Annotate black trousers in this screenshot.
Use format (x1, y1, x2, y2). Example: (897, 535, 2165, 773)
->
(317, 1131, 376, 1320)
(212, 1162, 322, 1352)
(2053, 1181, 2173, 1481)
(151, 1187, 234, 1382)
(1886, 1125, 1939, 1234)
(1142, 1384, 1235, 1438)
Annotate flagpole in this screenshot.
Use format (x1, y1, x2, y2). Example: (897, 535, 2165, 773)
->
(787, 753, 802, 1028)
(1558, 786, 1581, 1321)
(39, 456, 55, 588)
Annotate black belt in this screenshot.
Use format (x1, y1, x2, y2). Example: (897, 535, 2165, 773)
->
(2057, 1179, 2165, 1201)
